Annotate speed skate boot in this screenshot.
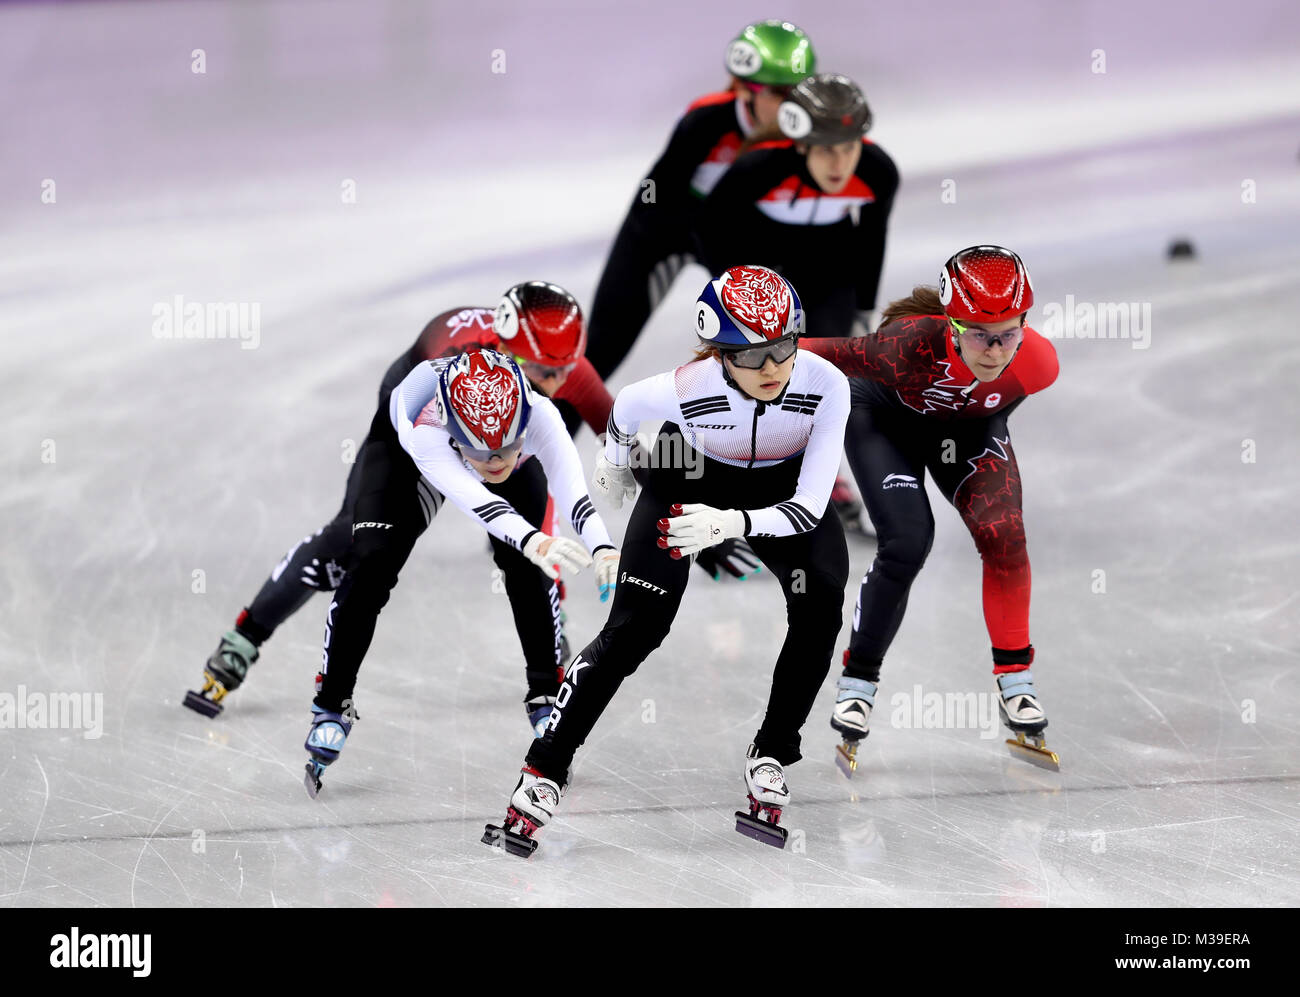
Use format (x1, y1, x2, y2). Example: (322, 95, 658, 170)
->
(303, 704, 355, 798)
(524, 693, 556, 738)
(735, 744, 790, 848)
(996, 666, 1059, 770)
(482, 767, 562, 857)
(831, 672, 877, 777)
(184, 629, 259, 717)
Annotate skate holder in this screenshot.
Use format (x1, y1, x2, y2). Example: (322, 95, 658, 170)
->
(482, 823, 538, 858)
(835, 740, 860, 778)
(734, 811, 789, 849)
(1005, 732, 1060, 771)
(304, 761, 324, 799)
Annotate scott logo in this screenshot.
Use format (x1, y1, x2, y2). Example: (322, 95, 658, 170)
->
(619, 571, 668, 595)
(352, 521, 394, 532)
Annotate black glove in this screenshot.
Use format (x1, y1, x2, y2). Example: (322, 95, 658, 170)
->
(694, 536, 762, 580)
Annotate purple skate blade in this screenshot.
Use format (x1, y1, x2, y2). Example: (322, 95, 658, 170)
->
(182, 690, 222, 718)
(734, 811, 788, 848)
(482, 823, 538, 858)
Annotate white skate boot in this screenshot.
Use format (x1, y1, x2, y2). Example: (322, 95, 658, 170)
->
(996, 670, 1059, 770)
(735, 744, 790, 848)
(831, 675, 877, 777)
(481, 767, 563, 858)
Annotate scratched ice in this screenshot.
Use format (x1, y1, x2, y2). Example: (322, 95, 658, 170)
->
(1, 1, 1297, 906)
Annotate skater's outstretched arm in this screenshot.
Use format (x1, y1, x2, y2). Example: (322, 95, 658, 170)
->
(524, 397, 615, 556)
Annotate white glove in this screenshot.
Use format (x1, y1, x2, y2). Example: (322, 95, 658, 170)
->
(657, 503, 746, 558)
(523, 532, 592, 580)
(591, 454, 637, 509)
(593, 546, 620, 602)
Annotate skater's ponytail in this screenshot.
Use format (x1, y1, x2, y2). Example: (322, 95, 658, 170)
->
(880, 285, 944, 327)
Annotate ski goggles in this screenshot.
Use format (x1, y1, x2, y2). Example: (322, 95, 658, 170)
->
(457, 438, 524, 463)
(950, 318, 1023, 351)
(515, 356, 577, 380)
(720, 336, 799, 369)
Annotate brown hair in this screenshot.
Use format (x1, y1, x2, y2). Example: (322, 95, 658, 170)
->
(691, 343, 723, 362)
(880, 284, 1029, 331)
(880, 285, 944, 327)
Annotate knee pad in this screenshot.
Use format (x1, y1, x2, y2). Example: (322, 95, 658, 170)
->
(971, 514, 1026, 568)
(582, 618, 668, 678)
(875, 529, 933, 577)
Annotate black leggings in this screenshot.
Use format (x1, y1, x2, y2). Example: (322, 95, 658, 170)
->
(842, 381, 1029, 680)
(526, 433, 849, 776)
(239, 352, 420, 644)
(301, 405, 565, 712)
(585, 215, 695, 380)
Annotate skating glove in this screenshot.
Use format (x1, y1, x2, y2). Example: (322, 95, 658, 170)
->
(657, 503, 746, 559)
(694, 537, 762, 580)
(523, 532, 592, 580)
(593, 545, 621, 602)
(591, 454, 637, 509)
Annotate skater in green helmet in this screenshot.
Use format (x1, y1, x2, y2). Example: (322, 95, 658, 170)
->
(584, 19, 817, 382)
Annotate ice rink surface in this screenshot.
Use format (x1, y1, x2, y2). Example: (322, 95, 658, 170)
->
(2, 0, 1298, 906)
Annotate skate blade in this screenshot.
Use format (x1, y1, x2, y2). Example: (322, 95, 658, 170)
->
(1005, 734, 1060, 771)
(734, 811, 788, 849)
(182, 689, 223, 718)
(835, 740, 860, 778)
(481, 823, 538, 858)
(304, 762, 323, 799)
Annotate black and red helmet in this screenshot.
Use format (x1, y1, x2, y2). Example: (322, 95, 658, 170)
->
(493, 282, 586, 368)
(939, 246, 1034, 323)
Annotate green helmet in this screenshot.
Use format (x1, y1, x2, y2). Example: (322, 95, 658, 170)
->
(724, 20, 816, 87)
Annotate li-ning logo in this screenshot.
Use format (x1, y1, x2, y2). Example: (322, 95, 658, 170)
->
(50, 928, 151, 977)
(882, 473, 919, 490)
(352, 521, 394, 532)
(619, 571, 667, 595)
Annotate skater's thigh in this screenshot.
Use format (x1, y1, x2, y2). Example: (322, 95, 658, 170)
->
(601, 488, 691, 634)
(347, 439, 426, 567)
(845, 398, 935, 544)
(749, 511, 850, 600)
(924, 413, 1021, 510)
